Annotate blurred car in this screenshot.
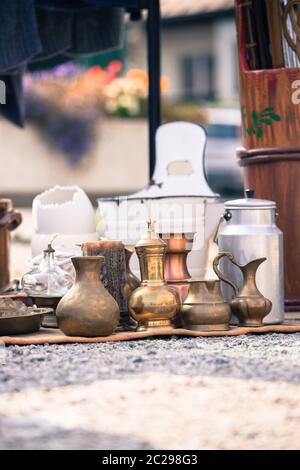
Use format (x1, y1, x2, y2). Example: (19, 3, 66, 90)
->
(204, 107, 243, 198)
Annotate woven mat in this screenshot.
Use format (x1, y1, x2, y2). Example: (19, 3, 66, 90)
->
(1, 313, 300, 346)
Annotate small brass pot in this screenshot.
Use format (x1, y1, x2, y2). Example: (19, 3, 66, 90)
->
(180, 279, 231, 331)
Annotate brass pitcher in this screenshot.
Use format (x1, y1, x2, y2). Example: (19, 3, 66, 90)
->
(57, 256, 120, 337)
(129, 221, 180, 331)
(181, 279, 231, 331)
(213, 252, 272, 326)
(120, 245, 140, 330)
(123, 245, 140, 299)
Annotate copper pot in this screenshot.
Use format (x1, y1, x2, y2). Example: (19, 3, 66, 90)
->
(162, 233, 194, 302)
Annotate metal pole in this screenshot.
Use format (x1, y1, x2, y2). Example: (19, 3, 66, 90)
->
(147, 0, 161, 180)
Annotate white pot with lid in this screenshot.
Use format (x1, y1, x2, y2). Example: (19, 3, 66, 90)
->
(97, 122, 222, 279)
(217, 189, 284, 324)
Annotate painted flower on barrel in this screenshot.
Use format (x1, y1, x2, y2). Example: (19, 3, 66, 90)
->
(246, 107, 281, 138)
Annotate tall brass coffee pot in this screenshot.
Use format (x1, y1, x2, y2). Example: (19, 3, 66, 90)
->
(129, 221, 180, 331)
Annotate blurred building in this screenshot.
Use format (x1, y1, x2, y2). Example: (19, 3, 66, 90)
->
(0, 0, 242, 206)
(127, 0, 237, 105)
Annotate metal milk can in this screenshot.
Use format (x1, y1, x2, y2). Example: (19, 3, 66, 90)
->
(216, 189, 284, 324)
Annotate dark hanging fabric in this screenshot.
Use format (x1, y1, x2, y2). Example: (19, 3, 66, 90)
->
(68, 7, 124, 56)
(35, 1, 124, 59)
(0, 1, 41, 72)
(0, 68, 25, 127)
(32, 9, 73, 61)
(0, 0, 125, 127)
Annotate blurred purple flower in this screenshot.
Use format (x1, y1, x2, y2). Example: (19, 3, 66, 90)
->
(24, 61, 101, 165)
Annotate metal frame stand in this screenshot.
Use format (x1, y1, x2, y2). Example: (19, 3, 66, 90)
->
(99, 0, 161, 179)
(146, 0, 161, 179)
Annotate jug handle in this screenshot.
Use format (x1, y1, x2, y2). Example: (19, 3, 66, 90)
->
(213, 252, 239, 296)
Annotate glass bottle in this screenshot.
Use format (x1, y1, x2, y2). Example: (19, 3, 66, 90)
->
(22, 242, 73, 297)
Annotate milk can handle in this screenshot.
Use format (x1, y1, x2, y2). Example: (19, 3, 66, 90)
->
(213, 210, 232, 244)
(213, 252, 239, 296)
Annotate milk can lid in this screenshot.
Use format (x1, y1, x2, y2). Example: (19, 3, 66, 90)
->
(225, 189, 276, 210)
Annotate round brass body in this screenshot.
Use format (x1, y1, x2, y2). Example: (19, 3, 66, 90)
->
(181, 279, 231, 331)
(129, 283, 180, 331)
(57, 256, 120, 337)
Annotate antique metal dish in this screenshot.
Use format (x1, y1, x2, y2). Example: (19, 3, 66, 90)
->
(30, 296, 61, 328)
(0, 309, 51, 336)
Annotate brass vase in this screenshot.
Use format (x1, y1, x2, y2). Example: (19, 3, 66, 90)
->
(57, 256, 120, 337)
(181, 279, 231, 331)
(129, 221, 180, 331)
(213, 252, 272, 326)
(162, 233, 194, 302)
(123, 245, 140, 299)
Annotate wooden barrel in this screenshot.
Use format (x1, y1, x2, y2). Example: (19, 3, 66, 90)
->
(236, 1, 300, 309)
(236, 0, 300, 149)
(0, 199, 22, 292)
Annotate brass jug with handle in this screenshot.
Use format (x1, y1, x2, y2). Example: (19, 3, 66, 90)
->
(213, 252, 272, 327)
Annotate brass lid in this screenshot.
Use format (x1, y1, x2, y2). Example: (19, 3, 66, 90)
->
(135, 221, 166, 248)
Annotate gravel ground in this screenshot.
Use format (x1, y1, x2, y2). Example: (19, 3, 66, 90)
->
(1, 334, 300, 392)
(1, 334, 300, 449)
